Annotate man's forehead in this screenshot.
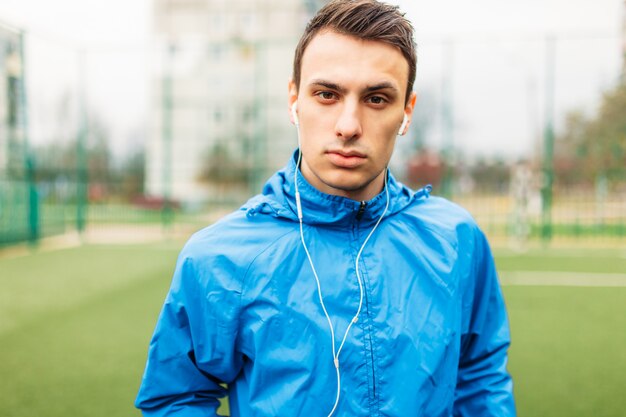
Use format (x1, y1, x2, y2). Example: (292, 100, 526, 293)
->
(299, 30, 408, 91)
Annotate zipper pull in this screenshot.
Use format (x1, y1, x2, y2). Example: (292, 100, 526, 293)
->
(355, 201, 366, 221)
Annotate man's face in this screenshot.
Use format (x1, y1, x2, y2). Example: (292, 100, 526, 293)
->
(289, 30, 416, 202)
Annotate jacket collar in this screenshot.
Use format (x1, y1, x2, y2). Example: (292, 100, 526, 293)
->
(244, 150, 430, 227)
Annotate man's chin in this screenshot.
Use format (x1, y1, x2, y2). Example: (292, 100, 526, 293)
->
(318, 175, 381, 200)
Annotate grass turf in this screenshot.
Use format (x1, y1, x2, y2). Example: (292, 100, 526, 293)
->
(0, 243, 180, 417)
(0, 243, 624, 416)
(505, 285, 626, 417)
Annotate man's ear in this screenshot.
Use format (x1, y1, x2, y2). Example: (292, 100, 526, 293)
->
(405, 91, 417, 116)
(401, 91, 417, 134)
(288, 78, 298, 125)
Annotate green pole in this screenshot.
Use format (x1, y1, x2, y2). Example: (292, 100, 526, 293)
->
(251, 40, 267, 194)
(26, 155, 39, 243)
(541, 36, 556, 242)
(440, 40, 455, 198)
(161, 42, 175, 230)
(76, 49, 88, 234)
(18, 30, 38, 244)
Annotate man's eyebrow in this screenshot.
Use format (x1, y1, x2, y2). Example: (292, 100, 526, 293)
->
(308, 79, 399, 95)
(308, 79, 346, 94)
(363, 82, 399, 94)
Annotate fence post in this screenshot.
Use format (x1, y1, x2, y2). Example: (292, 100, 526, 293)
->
(440, 39, 455, 199)
(16, 27, 36, 245)
(26, 155, 39, 244)
(161, 42, 175, 232)
(251, 40, 267, 195)
(541, 36, 556, 243)
(76, 49, 88, 234)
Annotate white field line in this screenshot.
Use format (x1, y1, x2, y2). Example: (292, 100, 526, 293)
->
(500, 271, 626, 287)
(495, 250, 626, 259)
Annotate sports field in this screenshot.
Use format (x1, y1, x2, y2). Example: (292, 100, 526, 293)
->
(1, 242, 625, 416)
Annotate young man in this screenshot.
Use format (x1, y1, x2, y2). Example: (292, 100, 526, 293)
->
(135, 1, 516, 416)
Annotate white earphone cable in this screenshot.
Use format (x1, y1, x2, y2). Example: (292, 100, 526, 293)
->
(293, 147, 390, 417)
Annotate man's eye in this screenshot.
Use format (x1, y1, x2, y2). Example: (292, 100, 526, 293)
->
(317, 91, 336, 101)
(368, 96, 386, 105)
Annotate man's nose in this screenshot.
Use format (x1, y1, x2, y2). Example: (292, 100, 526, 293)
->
(335, 103, 362, 141)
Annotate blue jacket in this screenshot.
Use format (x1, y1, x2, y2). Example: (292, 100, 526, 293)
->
(136, 153, 515, 416)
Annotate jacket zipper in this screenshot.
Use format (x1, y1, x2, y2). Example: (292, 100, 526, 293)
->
(355, 201, 367, 221)
(354, 200, 377, 411)
(363, 284, 377, 407)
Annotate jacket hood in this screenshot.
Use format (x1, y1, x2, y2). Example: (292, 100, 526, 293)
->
(243, 150, 431, 226)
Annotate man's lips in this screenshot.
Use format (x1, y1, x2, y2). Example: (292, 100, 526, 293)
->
(326, 150, 367, 168)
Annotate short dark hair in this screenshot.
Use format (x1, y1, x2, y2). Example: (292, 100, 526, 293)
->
(293, 0, 417, 103)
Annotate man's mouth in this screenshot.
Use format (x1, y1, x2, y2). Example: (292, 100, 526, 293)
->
(326, 149, 367, 168)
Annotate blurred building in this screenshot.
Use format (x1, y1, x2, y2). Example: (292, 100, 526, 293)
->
(147, 0, 326, 204)
(622, 0, 626, 81)
(0, 21, 26, 177)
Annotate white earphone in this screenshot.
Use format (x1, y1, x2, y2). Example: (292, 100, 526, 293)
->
(398, 113, 408, 136)
(291, 102, 299, 128)
(291, 99, 390, 416)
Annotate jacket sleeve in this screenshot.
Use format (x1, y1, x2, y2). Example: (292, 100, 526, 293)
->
(453, 229, 516, 416)
(135, 249, 243, 416)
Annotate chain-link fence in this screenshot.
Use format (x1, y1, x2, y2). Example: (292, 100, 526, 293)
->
(1, 14, 625, 249)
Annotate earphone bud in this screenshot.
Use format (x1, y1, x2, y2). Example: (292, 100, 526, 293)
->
(291, 102, 299, 127)
(398, 113, 408, 136)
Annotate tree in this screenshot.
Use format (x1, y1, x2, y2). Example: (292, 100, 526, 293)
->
(198, 141, 251, 186)
(556, 82, 626, 187)
(584, 83, 626, 182)
(110, 147, 144, 200)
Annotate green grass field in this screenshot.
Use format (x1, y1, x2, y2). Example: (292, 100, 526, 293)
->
(496, 248, 626, 417)
(1, 243, 625, 416)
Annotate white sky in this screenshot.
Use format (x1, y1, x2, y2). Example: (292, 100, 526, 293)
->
(0, 0, 623, 160)
(0, 0, 151, 157)
(400, 0, 623, 159)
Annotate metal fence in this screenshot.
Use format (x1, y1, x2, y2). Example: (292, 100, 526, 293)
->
(1, 16, 625, 249)
(2, 168, 625, 248)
